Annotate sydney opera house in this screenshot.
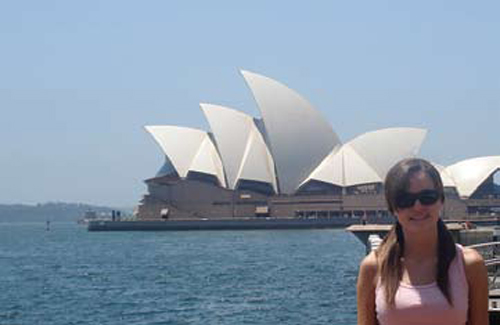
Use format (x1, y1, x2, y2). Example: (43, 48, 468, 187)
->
(136, 70, 500, 224)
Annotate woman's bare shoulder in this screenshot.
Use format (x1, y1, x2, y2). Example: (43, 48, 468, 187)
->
(461, 246, 489, 324)
(461, 247, 486, 266)
(461, 247, 487, 278)
(357, 251, 379, 291)
(359, 251, 378, 276)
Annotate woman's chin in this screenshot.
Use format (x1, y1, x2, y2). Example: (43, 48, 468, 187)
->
(401, 215, 438, 232)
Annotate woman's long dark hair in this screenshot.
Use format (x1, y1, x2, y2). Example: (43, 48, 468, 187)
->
(377, 158, 456, 306)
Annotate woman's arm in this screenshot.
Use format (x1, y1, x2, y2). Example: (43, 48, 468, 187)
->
(463, 247, 489, 325)
(357, 252, 378, 325)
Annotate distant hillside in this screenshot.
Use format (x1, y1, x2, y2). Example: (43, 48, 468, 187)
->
(0, 202, 133, 222)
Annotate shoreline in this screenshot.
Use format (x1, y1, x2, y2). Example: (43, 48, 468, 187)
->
(87, 217, 367, 231)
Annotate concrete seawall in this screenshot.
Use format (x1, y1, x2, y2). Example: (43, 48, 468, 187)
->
(87, 218, 359, 231)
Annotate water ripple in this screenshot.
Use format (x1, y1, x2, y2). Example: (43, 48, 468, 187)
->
(0, 223, 365, 325)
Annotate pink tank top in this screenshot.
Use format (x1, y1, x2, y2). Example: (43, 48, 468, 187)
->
(375, 244, 468, 325)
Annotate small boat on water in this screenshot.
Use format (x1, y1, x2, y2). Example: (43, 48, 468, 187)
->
(77, 210, 112, 225)
(77, 210, 99, 225)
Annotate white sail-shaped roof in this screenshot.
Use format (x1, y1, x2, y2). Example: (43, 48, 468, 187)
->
(432, 163, 456, 188)
(145, 125, 226, 187)
(342, 145, 383, 185)
(303, 127, 426, 187)
(302, 144, 382, 187)
(304, 146, 344, 186)
(241, 70, 341, 194)
(200, 103, 277, 192)
(348, 127, 427, 179)
(189, 136, 226, 187)
(445, 156, 500, 198)
(236, 127, 278, 192)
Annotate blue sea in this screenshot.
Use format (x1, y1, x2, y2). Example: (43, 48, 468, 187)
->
(0, 222, 365, 325)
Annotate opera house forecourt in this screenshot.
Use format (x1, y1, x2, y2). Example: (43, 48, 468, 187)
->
(124, 70, 500, 230)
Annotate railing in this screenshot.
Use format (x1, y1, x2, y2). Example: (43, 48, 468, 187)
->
(467, 242, 500, 290)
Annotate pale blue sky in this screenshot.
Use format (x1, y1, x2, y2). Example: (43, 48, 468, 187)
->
(0, 1, 499, 206)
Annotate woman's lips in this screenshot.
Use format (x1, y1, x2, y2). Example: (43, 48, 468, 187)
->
(410, 214, 430, 221)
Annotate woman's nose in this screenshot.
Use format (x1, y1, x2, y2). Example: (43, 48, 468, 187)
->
(413, 200, 427, 211)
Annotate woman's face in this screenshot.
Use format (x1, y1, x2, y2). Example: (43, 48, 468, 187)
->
(395, 171, 442, 234)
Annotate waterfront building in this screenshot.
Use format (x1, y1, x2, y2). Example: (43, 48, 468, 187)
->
(137, 71, 500, 223)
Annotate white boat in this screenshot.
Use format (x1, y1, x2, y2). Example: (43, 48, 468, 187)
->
(77, 210, 106, 225)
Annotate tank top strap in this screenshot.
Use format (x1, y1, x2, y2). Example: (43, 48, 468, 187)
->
(451, 243, 469, 290)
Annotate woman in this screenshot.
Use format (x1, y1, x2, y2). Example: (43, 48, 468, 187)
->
(357, 158, 489, 325)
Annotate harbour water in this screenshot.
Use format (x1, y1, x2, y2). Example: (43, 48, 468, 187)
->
(0, 222, 365, 325)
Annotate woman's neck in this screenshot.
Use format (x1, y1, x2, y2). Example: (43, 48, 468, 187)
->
(402, 226, 438, 261)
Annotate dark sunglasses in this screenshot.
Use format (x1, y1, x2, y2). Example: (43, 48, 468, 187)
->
(395, 189, 440, 209)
